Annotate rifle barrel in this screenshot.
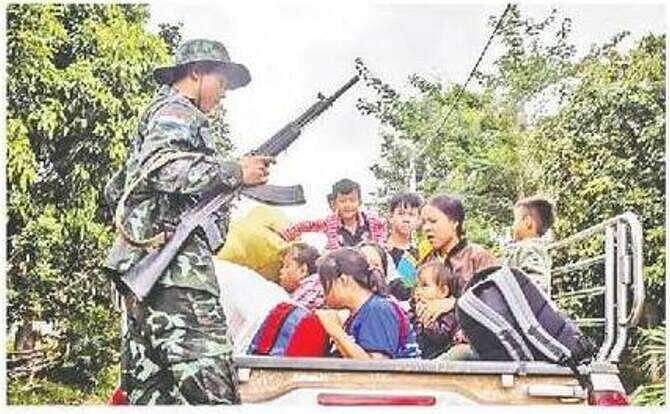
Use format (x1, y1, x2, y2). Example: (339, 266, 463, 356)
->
(329, 75, 360, 102)
(295, 75, 359, 128)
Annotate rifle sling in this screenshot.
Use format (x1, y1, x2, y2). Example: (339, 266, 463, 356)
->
(115, 151, 205, 248)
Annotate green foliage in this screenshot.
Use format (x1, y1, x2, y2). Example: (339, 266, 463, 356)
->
(534, 32, 666, 316)
(630, 325, 666, 405)
(158, 22, 183, 54)
(631, 384, 665, 406)
(479, 6, 577, 103)
(356, 5, 571, 245)
(359, 5, 665, 404)
(8, 364, 118, 405)
(7, 3, 174, 390)
(5, 2, 665, 406)
(210, 105, 236, 156)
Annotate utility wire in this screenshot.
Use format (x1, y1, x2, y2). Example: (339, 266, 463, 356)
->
(423, 3, 512, 148)
(406, 3, 511, 191)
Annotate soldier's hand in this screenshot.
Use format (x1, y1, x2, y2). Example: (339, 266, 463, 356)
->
(240, 155, 274, 185)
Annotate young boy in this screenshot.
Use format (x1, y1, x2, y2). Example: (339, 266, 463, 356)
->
(281, 178, 387, 250)
(278, 242, 324, 310)
(505, 196, 555, 293)
(385, 192, 423, 301)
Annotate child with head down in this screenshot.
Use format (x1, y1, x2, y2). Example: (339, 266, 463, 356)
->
(281, 178, 387, 250)
(278, 242, 324, 310)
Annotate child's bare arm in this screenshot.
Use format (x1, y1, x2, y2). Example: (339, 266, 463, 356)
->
(315, 310, 386, 360)
(330, 330, 385, 359)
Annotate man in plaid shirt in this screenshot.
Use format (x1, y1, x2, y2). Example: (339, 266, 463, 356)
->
(281, 179, 387, 250)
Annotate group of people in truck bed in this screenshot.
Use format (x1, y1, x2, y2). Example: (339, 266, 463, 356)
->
(226, 177, 555, 360)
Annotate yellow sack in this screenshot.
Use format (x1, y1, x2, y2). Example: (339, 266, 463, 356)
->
(216, 205, 289, 282)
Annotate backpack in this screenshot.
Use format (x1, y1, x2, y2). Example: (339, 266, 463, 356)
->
(248, 302, 328, 357)
(457, 266, 595, 366)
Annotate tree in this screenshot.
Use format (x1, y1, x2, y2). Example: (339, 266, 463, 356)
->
(7, 3, 174, 388)
(532, 33, 665, 400)
(532, 33, 666, 321)
(354, 4, 573, 245)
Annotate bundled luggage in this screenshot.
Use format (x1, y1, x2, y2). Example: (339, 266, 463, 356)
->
(216, 206, 289, 282)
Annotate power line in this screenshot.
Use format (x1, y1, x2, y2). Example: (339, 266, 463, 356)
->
(405, 3, 512, 192)
(426, 3, 512, 145)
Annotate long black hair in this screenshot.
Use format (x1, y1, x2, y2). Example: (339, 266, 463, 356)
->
(318, 248, 386, 295)
(425, 194, 468, 271)
(428, 194, 466, 238)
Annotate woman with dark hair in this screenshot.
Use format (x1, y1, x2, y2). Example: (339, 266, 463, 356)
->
(315, 248, 420, 359)
(421, 194, 497, 292)
(417, 194, 497, 360)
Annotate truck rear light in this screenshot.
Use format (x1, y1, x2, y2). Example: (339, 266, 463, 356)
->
(588, 390, 629, 406)
(317, 393, 436, 406)
(107, 386, 129, 405)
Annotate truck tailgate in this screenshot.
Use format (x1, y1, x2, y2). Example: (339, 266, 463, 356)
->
(235, 356, 612, 405)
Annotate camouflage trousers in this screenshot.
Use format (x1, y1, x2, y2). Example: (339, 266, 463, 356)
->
(120, 286, 241, 405)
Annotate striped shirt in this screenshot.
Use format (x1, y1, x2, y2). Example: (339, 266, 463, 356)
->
(290, 273, 324, 310)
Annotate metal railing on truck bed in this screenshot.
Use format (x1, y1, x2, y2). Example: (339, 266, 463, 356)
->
(548, 212, 645, 363)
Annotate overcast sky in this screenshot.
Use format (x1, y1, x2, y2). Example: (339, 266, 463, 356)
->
(148, 1, 665, 247)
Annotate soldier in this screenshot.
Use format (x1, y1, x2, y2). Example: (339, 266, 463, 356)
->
(104, 39, 272, 404)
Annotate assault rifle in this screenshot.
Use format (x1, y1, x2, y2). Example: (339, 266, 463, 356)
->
(121, 75, 360, 301)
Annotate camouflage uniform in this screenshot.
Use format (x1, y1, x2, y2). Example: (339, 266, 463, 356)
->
(105, 39, 250, 405)
(503, 237, 552, 293)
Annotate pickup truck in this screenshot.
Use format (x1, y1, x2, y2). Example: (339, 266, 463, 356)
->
(233, 213, 645, 407)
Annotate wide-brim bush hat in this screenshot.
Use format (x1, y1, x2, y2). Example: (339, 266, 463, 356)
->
(154, 39, 251, 89)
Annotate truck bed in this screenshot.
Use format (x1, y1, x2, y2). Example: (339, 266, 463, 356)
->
(235, 356, 621, 405)
(234, 214, 643, 407)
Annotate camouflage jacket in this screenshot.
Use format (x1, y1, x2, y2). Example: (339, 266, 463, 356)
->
(503, 237, 552, 294)
(104, 85, 242, 297)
